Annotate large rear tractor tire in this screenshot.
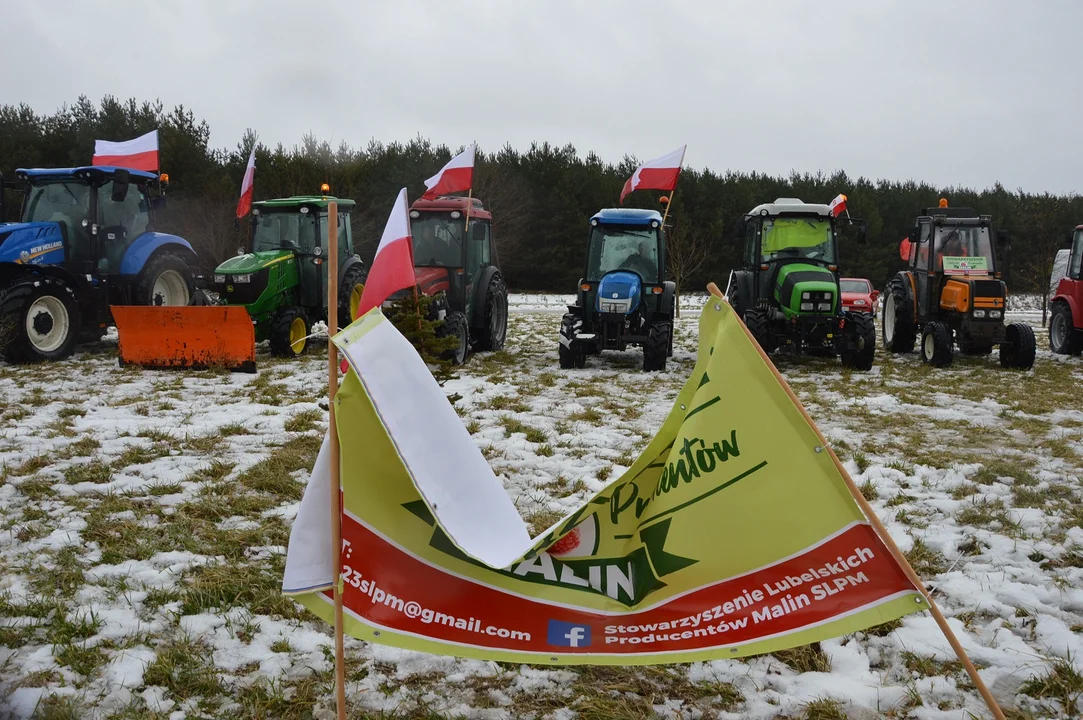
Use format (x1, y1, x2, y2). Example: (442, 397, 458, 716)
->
(883, 276, 916, 353)
(440, 310, 469, 365)
(338, 264, 368, 328)
(1049, 303, 1083, 355)
(0, 276, 81, 363)
(643, 322, 671, 372)
(1000, 322, 1036, 370)
(743, 309, 778, 354)
(473, 273, 508, 352)
(558, 313, 586, 369)
(920, 321, 954, 368)
(269, 306, 311, 358)
(840, 312, 876, 371)
(137, 253, 195, 307)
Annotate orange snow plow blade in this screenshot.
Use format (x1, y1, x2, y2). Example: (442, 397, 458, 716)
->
(111, 305, 257, 373)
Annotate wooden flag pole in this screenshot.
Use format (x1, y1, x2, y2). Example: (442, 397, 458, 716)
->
(464, 188, 474, 231)
(661, 185, 676, 228)
(705, 281, 1005, 720)
(326, 201, 347, 720)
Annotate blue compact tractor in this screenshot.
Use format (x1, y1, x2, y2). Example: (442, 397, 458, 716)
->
(558, 208, 676, 371)
(0, 166, 198, 362)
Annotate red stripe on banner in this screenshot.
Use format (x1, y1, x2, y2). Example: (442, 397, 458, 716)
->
(92, 150, 159, 172)
(328, 516, 917, 655)
(422, 166, 473, 200)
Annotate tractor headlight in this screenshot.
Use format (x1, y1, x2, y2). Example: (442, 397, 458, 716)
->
(801, 302, 814, 311)
(817, 302, 832, 311)
(989, 310, 1002, 319)
(233, 274, 252, 283)
(802, 292, 811, 300)
(214, 274, 226, 284)
(973, 309, 986, 318)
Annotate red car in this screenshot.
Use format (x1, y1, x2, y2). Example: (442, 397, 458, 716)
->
(840, 278, 879, 317)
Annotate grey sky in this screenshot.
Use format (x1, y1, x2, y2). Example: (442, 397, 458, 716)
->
(3, 0, 1080, 194)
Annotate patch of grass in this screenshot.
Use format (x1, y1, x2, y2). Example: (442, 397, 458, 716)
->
(5, 454, 50, 478)
(63, 460, 113, 485)
(465, 419, 481, 434)
(536, 444, 554, 457)
(181, 557, 304, 619)
(16, 476, 55, 500)
(864, 618, 903, 637)
(486, 395, 529, 413)
(905, 537, 948, 577)
(183, 432, 224, 453)
(858, 478, 878, 501)
(596, 466, 612, 482)
(852, 451, 870, 473)
(957, 496, 1022, 535)
(801, 697, 848, 720)
(218, 421, 251, 437)
(973, 457, 1035, 486)
(28, 694, 83, 719)
(570, 407, 603, 424)
(186, 460, 235, 484)
(63, 436, 101, 458)
(951, 482, 979, 500)
(524, 426, 548, 444)
(115, 443, 167, 468)
(237, 435, 320, 501)
(284, 408, 322, 433)
(499, 415, 527, 437)
(901, 650, 963, 677)
(1019, 656, 1083, 708)
(143, 635, 227, 704)
(771, 642, 831, 673)
(30, 547, 86, 598)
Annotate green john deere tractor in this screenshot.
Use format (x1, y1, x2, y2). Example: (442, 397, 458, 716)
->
(725, 197, 875, 370)
(210, 194, 366, 357)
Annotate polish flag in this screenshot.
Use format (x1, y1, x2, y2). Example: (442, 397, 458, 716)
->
(236, 147, 256, 218)
(357, 188, 415, 319)
(421, 144, 475, 200)
(92, 130, 159, 172)
(620, 145, 686, 204)
(828, 193, 848, 217)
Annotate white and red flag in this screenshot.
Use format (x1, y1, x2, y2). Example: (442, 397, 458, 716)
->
(828, 193, 848, 217)
(236, 147, 257, 218)
(421, 145, 475, 200)
(619, 145, 686, 204)
(356, 188, 415, 319)
(92, 130, 159, 172)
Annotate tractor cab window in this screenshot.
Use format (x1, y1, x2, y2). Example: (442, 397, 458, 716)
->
(466, 220, 492, 281)
(915, 223, 931, 269)
(1070, 230, 1083, 279)
(98, 181, 149, 239)
(411, 212, 463, 267)
(760, 217, 835, 264)
(337, 212, 350, 257)
(22, 181, 93, 253)
(588, 225, 660, 283)
(933, 225, 994, 272)
(253, 211, 316, 254)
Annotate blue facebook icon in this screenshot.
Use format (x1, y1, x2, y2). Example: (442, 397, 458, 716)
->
(547, 619, 591, 647)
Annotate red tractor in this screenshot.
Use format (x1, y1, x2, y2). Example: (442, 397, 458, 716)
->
(402, 195, 508, 364)
(1049, 225, 1083, 355)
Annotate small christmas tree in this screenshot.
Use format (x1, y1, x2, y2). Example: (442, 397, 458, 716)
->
(383, 287, 460, 380)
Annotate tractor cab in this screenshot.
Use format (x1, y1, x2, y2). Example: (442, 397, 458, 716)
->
(1048, 226, 1083, 355)
(559, 208, 676, 371)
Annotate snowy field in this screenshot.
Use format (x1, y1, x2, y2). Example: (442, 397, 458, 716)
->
(2, 293, 1082, 719)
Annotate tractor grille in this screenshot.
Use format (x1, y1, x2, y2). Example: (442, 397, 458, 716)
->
(971, 279, 1004, 298)
(217, 268, 270, 305)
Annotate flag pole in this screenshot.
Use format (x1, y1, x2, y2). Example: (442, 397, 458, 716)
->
(326, 201, 347, 720)
(705, 281, 1006, 720)
(464, 188, 473, 232)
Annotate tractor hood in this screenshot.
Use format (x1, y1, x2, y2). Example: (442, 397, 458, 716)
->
(0, 222, 67, 265)
(596, 271, 642, 314)
(414, 266, 450, 296)
(773, 263, 837, 316)
(214, 250, 294, 275)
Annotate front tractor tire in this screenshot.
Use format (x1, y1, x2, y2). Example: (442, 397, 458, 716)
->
(643, 322, 671, 372)
(269, 306, 311, 358)
(338, 264, 368, 328)
(883, 275, 916, 353)
(920, 321, 953, 368)
(840, 312, 876, 371)
(1049, 302, 1083, 355)
(1000, 322, 1036, 370)
(743, 308, 778, 354)
(440, 310, 469, 366)
(0, 276, 81, 363)
(473, 273, 508, 352)
(137, 253, 195, 307)
(558, 313, 586, 369)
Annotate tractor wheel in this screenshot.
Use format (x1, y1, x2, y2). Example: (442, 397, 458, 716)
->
(920, 322, 954, 368)
(1000, 322, 1036, 370)
(338, 264, 368, 328)
(269, 307, 311, 358)
(743, 309, 778, 354)
(473, 273, 508, 352)
(137, 253, 194, 307)
(440, 310, 469, 365)
(558, 313, 586, 369)
(1049, 303, 1083, 355)
(882, 276, 916, 353)
(0, 276, 81, 363)
(840, 312, 876, 371)
(643, 322, 671, 372)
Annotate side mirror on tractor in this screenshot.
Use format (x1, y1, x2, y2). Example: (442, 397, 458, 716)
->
(111, 169, 130, 202)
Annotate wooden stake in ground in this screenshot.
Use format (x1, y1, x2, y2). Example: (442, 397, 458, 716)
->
(326, 201, 347, 720)
(705, 281, 1005, 720)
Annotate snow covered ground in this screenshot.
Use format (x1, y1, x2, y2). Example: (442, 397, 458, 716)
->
(1, 294, 1082, 719)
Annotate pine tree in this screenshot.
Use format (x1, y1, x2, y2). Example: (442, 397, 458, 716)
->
(382, 287, 459, 380)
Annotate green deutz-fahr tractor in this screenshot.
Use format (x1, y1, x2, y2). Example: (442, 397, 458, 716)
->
(211, 193, 366, 357)
(725, 198, 875, 370)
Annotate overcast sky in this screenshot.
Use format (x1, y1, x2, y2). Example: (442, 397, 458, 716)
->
(3, 0, 1080, 194)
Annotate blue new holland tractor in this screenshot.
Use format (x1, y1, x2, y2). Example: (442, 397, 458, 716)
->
(558, 208, 676, 371)
(0, 166, 198, 362)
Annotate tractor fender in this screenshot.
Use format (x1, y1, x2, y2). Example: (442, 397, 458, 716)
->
(0, 261, 84, 291)
(338, 255, 365, 282)
(659, 280, 676, 320)
(471, 266, 502, 328)
(118, 232, 197, 276)
(1051, 290, 1081, 328)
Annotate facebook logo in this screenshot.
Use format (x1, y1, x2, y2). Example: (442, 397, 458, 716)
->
(547, 619, 591, 647)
